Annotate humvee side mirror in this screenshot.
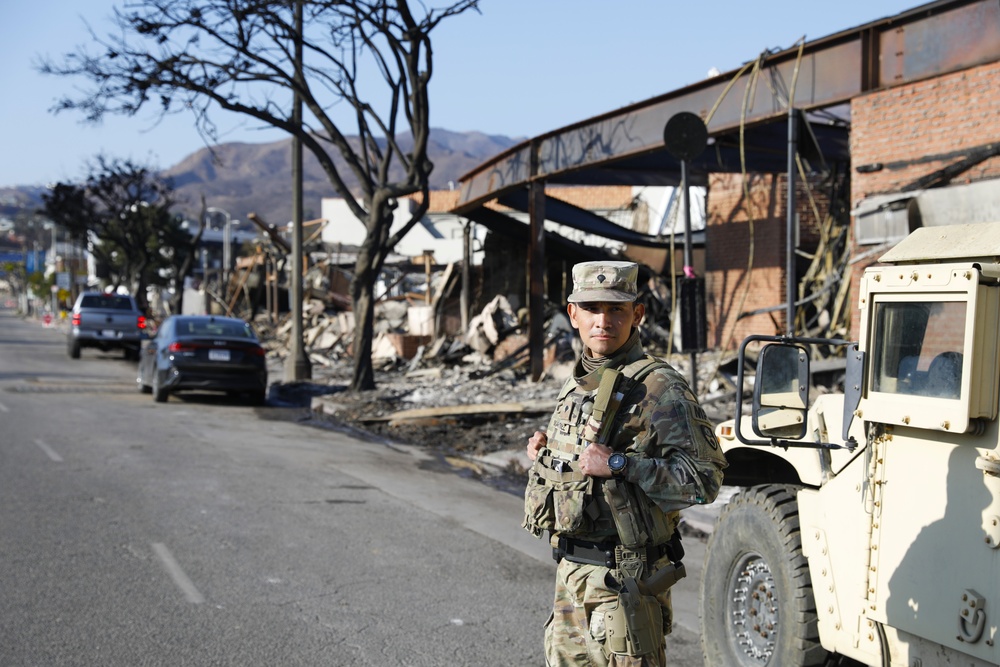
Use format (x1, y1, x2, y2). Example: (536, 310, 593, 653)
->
(752, 343, 809, 439)
(734, 334, 858, 450)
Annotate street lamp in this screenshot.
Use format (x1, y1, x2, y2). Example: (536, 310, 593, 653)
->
(284, 0, 311, 381)
(206, 207, 233, 288)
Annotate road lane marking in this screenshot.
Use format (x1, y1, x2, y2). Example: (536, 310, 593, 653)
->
(0, 401, 8, 413)
(152, 542, 205, 604)
(34, 439, 63, 462)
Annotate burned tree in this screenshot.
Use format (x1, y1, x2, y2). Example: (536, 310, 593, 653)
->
(41, 0, 479, 391)
(40, 157, 188, 313)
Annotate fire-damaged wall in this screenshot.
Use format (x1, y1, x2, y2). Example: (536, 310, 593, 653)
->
(851, 60, 1000, 200)
(847, 59, 1000, 337)
(704, 172, 832, 349)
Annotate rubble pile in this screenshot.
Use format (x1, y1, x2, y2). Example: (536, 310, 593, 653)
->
(258, 294, 741, 493)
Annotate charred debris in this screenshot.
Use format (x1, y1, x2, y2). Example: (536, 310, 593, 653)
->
(204, 226, 743, 470)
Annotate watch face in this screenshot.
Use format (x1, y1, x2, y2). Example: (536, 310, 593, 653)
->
(609, 453, 627, 473)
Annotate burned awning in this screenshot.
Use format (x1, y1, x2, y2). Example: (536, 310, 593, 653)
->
(495, 189, 701, 249)
(452, 1, 997, 216)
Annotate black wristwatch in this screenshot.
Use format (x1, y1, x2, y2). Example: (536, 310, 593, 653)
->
(607, 452, 629, 477)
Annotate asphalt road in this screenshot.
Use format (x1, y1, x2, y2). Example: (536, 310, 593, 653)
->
(0, 305, 708, 666)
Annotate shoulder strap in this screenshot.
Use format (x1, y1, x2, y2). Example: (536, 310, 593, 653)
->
(576, 355, 667, 444)
(586, 356, 669, 445)
(622, 355, 668, 385)
(586, 368, 622, 445)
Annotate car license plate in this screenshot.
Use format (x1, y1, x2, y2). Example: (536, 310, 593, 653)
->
(209, 349, 231, 361)
(101, 329, 116, 338)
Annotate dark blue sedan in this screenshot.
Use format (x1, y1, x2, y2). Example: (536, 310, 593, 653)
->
(137, 315, 268, 405)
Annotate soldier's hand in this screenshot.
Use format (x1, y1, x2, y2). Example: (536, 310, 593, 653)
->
(526, 431, 547, 461)
(579, 442, 613, 478)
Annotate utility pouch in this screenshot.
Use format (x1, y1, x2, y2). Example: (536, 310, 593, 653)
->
(523, 451, 595, 536)
(603, 578, 662, 656)
(603, 478, 648, 549)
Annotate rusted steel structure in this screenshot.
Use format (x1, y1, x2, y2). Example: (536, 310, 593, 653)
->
(451, 0, 1000, 380)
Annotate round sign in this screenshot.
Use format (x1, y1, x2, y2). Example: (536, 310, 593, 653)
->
(663, 112, 709, 161)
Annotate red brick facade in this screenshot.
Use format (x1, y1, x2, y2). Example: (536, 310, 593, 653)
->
(704, 172, 831, 350)
(851, 61, 1000, 203)
(846, 60, 1000, 338)
(705, 60, 1000, 349)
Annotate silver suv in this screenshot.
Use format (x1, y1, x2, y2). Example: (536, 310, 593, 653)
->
(68, 292, 147, 361)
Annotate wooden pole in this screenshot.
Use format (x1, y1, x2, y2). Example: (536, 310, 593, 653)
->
(528, 150, 546, 382)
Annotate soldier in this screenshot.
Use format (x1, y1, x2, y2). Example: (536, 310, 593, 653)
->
(524, 260, 727, 667)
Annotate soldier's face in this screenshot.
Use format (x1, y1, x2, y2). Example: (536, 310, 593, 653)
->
(567, 301, 645, 357)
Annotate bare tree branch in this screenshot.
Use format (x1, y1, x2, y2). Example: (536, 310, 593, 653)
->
(40, 0, 480, 390)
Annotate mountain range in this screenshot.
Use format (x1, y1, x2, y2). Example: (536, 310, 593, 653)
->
(162, 128, 521, 226)
(0, 129, 521, 229)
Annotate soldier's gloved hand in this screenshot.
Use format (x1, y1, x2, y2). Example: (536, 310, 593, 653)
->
(526, 430, 547, 461)
(579, 442, 614, 478)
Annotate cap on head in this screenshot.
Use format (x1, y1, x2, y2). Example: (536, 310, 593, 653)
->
(567, 261, 638, 303)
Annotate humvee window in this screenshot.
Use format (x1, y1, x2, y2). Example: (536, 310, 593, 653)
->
(871, 300, 965, 399)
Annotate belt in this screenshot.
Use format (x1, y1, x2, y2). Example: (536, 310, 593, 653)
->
(552, 536, 671, 568)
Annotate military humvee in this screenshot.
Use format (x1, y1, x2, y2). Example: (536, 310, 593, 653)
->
(702, 222, 1000, 666)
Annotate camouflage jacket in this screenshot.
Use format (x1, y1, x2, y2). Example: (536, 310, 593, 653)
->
(523, 333, 727, 543)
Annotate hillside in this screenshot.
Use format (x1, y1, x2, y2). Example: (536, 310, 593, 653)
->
(0, 129, 520, 230)
(162, 128, 521, 225)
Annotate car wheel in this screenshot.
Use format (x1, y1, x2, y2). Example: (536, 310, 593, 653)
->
(69, 340, 81, 359)
(152, 372, 168, 403)
(250, 390, 267, 407)
(700, 484, 828, 667)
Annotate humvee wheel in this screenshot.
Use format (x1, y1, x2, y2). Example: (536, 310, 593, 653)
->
(700, 485, 828, 667)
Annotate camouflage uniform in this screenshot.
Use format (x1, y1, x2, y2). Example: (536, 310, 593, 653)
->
(523, 261, 727, 667)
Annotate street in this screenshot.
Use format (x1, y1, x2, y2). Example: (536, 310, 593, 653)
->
(0, 305, 708, 666)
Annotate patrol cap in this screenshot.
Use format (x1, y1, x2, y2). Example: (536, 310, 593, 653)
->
(567, 261, 638, 303)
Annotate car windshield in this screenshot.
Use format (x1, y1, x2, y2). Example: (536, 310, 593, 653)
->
(179, 319, 255, 339)
(80, 295, 134, 310)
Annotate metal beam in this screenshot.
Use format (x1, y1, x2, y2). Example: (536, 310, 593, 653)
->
(454, 0, 1000, 215)
(497, 191, 682, 249)
(528, 144, 546, 382)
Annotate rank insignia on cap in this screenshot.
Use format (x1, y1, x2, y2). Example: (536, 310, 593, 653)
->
(567, 261, 639, 303)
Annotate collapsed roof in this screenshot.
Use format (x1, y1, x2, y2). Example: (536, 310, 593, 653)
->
(450, 0, 1000, 248)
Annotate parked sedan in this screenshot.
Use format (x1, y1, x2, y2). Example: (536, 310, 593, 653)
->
(137, 315, 268, 405)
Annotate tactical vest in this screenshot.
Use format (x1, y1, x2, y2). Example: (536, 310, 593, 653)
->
(523, 355, 678, 548)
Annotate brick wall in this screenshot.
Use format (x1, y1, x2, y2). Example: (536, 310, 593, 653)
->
(851, 61, 1000, 203)
(847, 60, 1000, 337)
(706, 173, 785, 349)
(705, 172, 832, 349)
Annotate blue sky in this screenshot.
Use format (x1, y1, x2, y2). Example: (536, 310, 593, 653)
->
(2, 0, 922, 188)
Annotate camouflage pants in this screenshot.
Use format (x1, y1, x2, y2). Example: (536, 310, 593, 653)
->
(544, 557, 672, 667)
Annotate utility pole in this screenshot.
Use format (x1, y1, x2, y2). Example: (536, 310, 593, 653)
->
(284, 0, 311, 381)
(663, 112, 709, 395)
(528, 141, 546, 383)
(786, 108, 799, 338)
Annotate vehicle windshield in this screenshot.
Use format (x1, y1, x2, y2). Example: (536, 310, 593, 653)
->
(870, 300, 965, 399)
(80, 294, 134, 310)
(179, 319, 255, 339)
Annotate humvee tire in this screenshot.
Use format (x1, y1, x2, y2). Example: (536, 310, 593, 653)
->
(700, 484, 829, 667)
